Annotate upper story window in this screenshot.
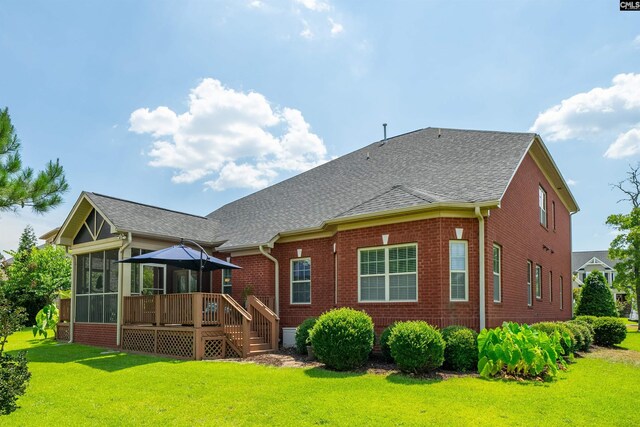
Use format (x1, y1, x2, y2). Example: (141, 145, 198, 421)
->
(450, 241, 468, 302)
(539, 186, 547, 228)
(535, 264, 542, 299)
(291, 258, 311, 304)
(359, 244, 417, 302)
(526, 261, 533, 307)
(552, 201, 556, 231)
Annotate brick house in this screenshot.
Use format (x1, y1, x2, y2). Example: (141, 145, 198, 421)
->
(53, 127, 578, 359)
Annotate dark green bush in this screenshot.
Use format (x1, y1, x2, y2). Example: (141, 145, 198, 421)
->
(592, 317, 627, 347)
(388, 321, 445, 373)
(575, 271, 617, 317)
(309, 308, 374, 370)
(567, 320, 593, 351)
(564, 322, 585, 352)
(379, 322, 398, 362)
(441, 325, 478, 372)
(0, 352, 31, 415)
(531, 322, 575, 356)
(295, 317, 317, 355)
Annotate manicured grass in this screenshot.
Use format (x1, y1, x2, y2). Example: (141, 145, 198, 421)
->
(619, 328, 640, 352)
(3, 330, 640, 426)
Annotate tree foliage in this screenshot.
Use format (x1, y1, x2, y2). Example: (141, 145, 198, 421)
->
(608, 163, 640, 331)
(0, 107, 68, 213)
(575, 271, 617, 317)
(2, 244, 71, 323)
(0, 296, 30, 415)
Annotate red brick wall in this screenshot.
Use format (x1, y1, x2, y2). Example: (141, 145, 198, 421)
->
(485, 152, 572, 326)
(210, 253, 274, 304)
(73, 323, 117, 348)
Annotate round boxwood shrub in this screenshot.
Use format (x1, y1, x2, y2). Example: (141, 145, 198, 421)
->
(441, 325, 478, 372)
(575, 271, 617, 317)
(379, 322, 398, 362)
(388, 321, 445, 373)
(592, 317, 627, 347)
(308, 308, 374, 370)
(532, 322, 575, 356)
(570, 321, 593, 351)
(295, 317, 317, 355)
(574, 315, 598, 326)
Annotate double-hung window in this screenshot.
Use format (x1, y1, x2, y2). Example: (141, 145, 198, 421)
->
(222, 269, 232, 295)
(359, 244, 417, 302)
(450, 241, 468, 301)
(539, 186, 547, 227)
(291, 258, 311, 304)
(493, 244, 501, 303)
(560, 276, 564, 310)
(535, 264, 542, 299)
(549, 271, 553, 302)
(527, 261, 532, 306)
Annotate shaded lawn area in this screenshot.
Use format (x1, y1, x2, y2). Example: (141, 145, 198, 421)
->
(3, 330, 640, 426)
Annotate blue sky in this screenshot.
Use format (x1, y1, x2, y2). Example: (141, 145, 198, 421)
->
(1, 0, 639, 253)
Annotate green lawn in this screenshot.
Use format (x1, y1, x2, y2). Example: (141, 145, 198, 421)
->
(3, 330, 640, 426)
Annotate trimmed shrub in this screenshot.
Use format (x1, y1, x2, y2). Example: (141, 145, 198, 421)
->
(309, 308, 374, 370)
(566, 320, 593, 351)
(564, 322, 585, 352)
(295, 317, 317, 355)
(575, 271, 617, 317)
(0, 353, 31, 415)
(441, 325, 478, 372)
(571, 319, 595, 349)
(531, 322, 575, 356)
(379, 322, 398, 362)
(592, 317, 627, 347)
(478, 322, 566, 379)
(388, 321, 445, 373)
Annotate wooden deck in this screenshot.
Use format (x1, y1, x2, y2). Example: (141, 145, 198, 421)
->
(121, 293, 278, 360)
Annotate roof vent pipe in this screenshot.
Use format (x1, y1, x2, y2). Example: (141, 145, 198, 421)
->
(383, 123, 387, 140)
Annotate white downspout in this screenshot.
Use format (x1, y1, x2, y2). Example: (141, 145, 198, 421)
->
(475, 206, 486, 331)
(69, 254, 76, 343)
(116, 232, 132, 346)
(259, 245, 279, 315)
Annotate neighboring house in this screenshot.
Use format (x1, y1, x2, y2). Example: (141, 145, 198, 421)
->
(53, 127, 579, 359)
(571, 251, 628, 311)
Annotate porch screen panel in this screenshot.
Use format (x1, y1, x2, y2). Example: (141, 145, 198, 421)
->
(75, 250, 118, 324)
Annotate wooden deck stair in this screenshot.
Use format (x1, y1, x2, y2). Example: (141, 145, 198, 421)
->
(248, 331, 273, 354)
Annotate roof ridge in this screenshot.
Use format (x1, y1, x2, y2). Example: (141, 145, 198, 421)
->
(88, 192, 210, 220)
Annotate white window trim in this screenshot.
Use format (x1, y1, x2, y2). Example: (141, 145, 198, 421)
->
(357, 243, 418, 303)
(560, 276, 564, 310)
(527, 261, 533, 307)
(449, 240, 469, 302)
(539, 186, 547, 228)
(221, 269, 232, 294)
(548, 271, 553, 303)
(535, 264, 542, 299)
(290, 258, 312, 305)
(493, 244, 501, 303)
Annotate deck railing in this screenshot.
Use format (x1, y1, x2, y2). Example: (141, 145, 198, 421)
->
(123, 293, 255, 357)
(254, 295, 275, 312)
(247, 295, 279, 351)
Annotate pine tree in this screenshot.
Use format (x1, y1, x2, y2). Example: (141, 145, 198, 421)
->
(0, 107, 68, 213)
(17, 225, 37, 254)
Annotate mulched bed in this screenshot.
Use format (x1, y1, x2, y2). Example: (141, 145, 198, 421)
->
(215, 347, 477, 380)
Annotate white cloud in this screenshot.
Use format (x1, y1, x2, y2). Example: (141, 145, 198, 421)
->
(129, 78, 328, 191)
(634, 35, 640, 47)
(300, 20, 313, 39)
(566, 178, 578, 186)
(248, 0, 263, 8)
(295, 0, 330, 12)
(329, 18, 343, 36)
(530, 73, 640, 158)
(605, 128, 640, 158)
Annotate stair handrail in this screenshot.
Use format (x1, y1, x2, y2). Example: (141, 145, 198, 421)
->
(248, 295, 279, 320)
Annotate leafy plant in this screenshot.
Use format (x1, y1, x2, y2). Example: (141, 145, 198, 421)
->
(563, 321, 589, 352)
(531, 322, 575, 358)
(441, 325, 478, 372)
(309, 308, 374, 371)
(379, 322, 398, 362)
(388, 321, 445, 373)
(0, 296, 30, 414)
(0, 297, 27, 354)
(32, 304, 59, 339)
(477, 322, 566, 379)
(295, 317, 317, 355)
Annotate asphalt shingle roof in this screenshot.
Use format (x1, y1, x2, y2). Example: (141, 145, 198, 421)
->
(572, 250, 619, 271)
(80, 128, 540, 249)
(207, 127, 535, 249)
(85, 192, 220, 243)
